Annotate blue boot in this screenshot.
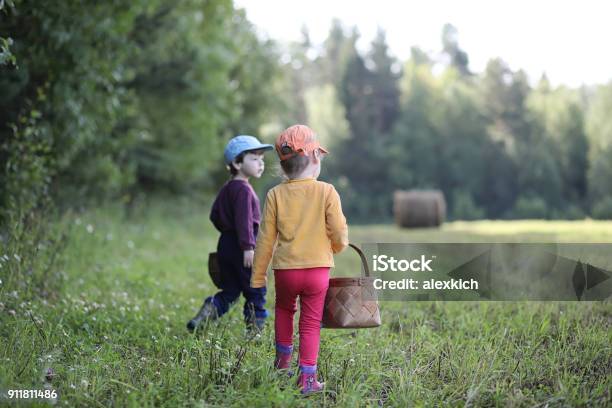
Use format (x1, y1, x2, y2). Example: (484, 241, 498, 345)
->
(245, 315, 266, 335)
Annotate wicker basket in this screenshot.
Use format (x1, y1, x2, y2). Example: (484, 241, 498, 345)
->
(322, 244, 381, 329)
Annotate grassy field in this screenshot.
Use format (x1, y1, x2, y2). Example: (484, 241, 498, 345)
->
(1, 204, 611, 407)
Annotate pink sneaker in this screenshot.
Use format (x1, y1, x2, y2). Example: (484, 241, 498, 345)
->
(298, 365, 324, 395)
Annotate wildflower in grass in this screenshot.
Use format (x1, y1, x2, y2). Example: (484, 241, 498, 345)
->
(45, 367, 55, 382)
(86, 224, 94, 233)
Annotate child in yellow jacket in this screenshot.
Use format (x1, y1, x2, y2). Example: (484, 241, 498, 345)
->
(251, 124, 348, 395)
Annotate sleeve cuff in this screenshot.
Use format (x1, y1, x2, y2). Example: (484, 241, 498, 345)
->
(250, 278, 267, 288)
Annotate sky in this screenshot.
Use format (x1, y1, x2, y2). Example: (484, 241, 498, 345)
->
(234, 0, 612, 88)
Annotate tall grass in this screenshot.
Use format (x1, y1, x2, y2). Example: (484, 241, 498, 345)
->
(1, 203, 610, 406)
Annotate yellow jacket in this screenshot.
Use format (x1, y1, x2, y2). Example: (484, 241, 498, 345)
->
(251, 178, 349, 288)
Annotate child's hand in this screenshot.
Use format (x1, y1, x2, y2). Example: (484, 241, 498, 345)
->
(243, 249, 255, 268)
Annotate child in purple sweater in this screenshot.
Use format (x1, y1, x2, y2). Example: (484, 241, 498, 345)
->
(187, 135, 273, 332)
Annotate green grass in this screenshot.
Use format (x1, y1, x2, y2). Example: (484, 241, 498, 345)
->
(1, 204, 611, 407)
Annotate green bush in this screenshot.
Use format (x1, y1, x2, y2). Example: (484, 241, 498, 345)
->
(564, 204, 586, 220)
(511, 196, 549, 219)
(452, 191, 485, 220)
(591, 196, 612, 220)
(548, 204, 586, 220)
(0, 0, 279, 302)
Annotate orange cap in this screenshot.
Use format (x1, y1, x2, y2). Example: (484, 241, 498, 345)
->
(275, 124, 328, 161)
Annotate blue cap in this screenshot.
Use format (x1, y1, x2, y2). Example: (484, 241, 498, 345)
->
(224, 135, 273, 164)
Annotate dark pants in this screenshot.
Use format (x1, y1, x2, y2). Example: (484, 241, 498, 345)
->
(205, 231, 268, 321)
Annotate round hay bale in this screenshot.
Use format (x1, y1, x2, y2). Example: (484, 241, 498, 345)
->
(393, 190, 446, 228)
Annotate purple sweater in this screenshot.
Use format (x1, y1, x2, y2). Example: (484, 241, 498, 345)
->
(210, 179, 261, 250)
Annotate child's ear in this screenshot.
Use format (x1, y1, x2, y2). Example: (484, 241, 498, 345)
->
(232, 159, 242, 169)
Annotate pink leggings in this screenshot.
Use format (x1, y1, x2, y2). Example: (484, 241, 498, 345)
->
(274, 267, 330, 366)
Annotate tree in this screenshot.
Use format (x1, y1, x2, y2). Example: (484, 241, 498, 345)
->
(275, 27, 317, 125)
(435, 70, 489, 217)
(478, 58, 566, 217)
(389, 56, 441, 192)
(331, 30, 402, 221)
(317, 19, 358, 86)
(125, 2, 280, 194)
(528, 83, 589, 208)
(0, 0, 280, 217)
(441, 24, 470, 77)
(586, 83, 612, 208)
(1, 1, 153, 214)
(366, 29, 401, 134)
(303, 84, 349, 151)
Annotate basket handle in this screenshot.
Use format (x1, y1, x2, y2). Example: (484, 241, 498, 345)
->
(348, 243, 371, 278)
